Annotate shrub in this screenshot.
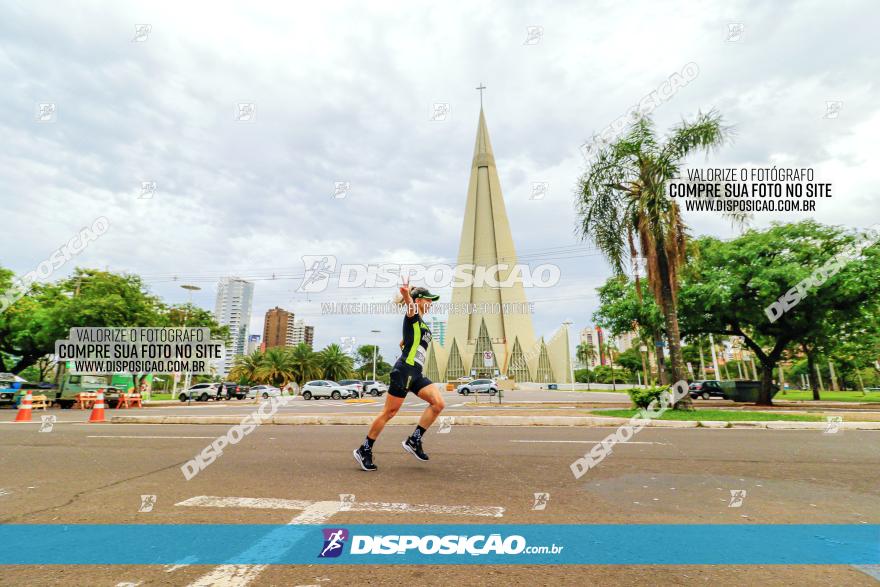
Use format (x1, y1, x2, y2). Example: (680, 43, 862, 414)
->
(627, 386, 669, 409)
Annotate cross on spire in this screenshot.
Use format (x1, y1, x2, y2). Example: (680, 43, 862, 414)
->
(476, 82, 486, 108)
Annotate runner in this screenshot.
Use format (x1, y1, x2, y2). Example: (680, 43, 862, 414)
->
(353, 279, 445, 471)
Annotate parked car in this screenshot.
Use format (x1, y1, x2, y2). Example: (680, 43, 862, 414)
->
(179, 383, 221, 402)
(456, 378, 498, 395)
(689, 380, 726, 400)
(361, 380, 388, 396)
(338, 379, 364, 397)
(218, 382, 247, 400)
(301, 380, 358, 400)
(247, 385, 282, 400)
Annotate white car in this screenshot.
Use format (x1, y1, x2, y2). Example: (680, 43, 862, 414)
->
(179, 383, 221, 402)
(361, 380, 388, 396)
(301, 380, 358, 400)
(247, 385, 281, 399)
(456, 378, 498, 395)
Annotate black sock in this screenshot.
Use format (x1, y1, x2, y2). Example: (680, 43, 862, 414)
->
(363, 436, 375, 450)
(411, 425, 426, 440)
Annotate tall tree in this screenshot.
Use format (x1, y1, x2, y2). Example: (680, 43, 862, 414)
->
(289, 343, 321, 384)
(593, 276, 667, 384)
(255, 347, 297, 389)
(577, 111, 734, 387)
(576, 341, 594, 368)
(678, 222, 880, 404)
(318, 343, 353, 381)
(0, 268, 165, 374)
(228, 350, 264, 384)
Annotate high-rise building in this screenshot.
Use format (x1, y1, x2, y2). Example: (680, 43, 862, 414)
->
(263, 307, 296, 348)
(429, 317, 447, 347)
(291, 319, 315, 349)
(431, 106, 572, 384)
(246, 334, 262, 354)
(214, 277, 254, 374)
(615, 330, 639, 353)
(578, 327, 602, 367)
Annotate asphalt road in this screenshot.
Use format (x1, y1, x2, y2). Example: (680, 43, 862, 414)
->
(1, 419, 878, 585)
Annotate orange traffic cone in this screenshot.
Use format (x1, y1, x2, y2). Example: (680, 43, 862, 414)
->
(88, 390, 106, 423)
(14, 390, 33, 422)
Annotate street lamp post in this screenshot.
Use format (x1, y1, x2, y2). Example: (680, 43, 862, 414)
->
(370, 329, 381, 382)
(176, 285, 202, 397)
(562, 321, 575, 392)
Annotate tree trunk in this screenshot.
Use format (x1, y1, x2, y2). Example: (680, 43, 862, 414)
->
(654, 253, 689, 408)
(655, 252, 685, 383)
(803, 344, 821, 401)
(759, 362, 776, 406)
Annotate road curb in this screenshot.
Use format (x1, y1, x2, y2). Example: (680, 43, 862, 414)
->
(108, 414, 880, 429)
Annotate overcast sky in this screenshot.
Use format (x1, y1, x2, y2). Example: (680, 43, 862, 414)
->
(1, 0, 878, 362)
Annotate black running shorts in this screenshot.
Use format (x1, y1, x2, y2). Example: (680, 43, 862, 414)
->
(388, 362, 433, 398)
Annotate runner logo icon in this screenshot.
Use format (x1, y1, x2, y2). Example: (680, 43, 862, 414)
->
(319, 528, 349, 558)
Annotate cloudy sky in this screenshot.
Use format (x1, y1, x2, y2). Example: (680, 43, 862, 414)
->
(1, 0, 878, 361)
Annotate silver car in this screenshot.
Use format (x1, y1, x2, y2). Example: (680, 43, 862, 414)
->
(456, 378, 498, 395)
(362, 380, 388, 396)
(247, 385, 281, 399)
(301, 380, 358, 400)
(179, 383, 220, 402)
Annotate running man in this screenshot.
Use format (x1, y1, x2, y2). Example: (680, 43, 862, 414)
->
(353, 280, 445, 471)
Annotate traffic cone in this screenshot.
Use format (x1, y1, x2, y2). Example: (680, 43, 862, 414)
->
(88, 390, 106, 423)
(14, 390, 33, 422)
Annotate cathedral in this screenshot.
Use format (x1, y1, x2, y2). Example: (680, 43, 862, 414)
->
(424, 107, 573, 384)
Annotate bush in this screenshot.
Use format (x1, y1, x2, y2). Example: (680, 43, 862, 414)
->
(627, 386, 669, 409)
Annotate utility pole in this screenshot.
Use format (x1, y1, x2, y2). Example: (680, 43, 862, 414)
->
(639, 343, 649, 388)
(828, 360, 839, 391)
(370, 329, 381, 382)
(562, 321, 575, 391)
(175, 284, 201, 396)
(709, 333, 721, 380)
(698, 336, 707, 380)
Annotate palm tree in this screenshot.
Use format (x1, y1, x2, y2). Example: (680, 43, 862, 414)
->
(255, 347, 297, 389)
(289, 343, 321, 384)
(577, 111, 736, 395)
(318, 343, 353, 382)
(576, 341, 595, 368)
(228, 350, 264, 384)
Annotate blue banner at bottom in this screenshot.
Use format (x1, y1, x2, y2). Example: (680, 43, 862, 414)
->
(0, 525, 877, 565)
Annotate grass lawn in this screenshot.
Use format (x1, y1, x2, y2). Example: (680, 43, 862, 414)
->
(591, 409, 825, 422)
(146, 393, 174, 400)
(774, 390, 880, 402)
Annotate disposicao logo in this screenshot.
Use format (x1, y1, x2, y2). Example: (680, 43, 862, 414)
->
(319, 528, 349, 558)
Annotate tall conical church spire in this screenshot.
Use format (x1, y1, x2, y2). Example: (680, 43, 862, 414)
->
(434, 103, 572, 384)
(444, 107, 538, 378)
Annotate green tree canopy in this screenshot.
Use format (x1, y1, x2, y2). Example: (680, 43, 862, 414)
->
(678, 221, 880, 404)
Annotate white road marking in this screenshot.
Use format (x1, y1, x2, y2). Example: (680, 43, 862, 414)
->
(450, 403, 465, 408)
(177, 496, 315, 510)
(87, 435, 214, 439)
(164, 555, 198, 572)
(510, 440, 665, 445)
(177, 495, 504, 518)
(185, 501, 341, 587)
(180, 494, 504, 587)
(853, 565, 880, 581)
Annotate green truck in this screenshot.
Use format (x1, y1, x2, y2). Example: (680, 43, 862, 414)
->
(1, 373, 150, 408)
